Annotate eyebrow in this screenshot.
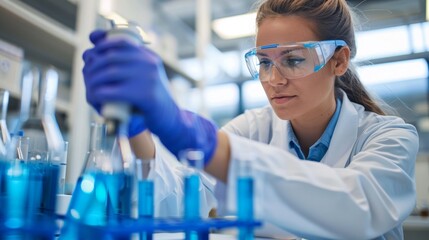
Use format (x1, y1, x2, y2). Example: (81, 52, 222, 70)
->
(256, 49, 295, 57)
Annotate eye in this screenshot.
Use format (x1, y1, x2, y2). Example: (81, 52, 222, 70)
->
(281, 57, 305, 67)
(257, 58, 273, 70)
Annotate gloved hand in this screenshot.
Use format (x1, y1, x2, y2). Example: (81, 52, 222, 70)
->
(83, 30, 218, 165)
(83, 30, 147, 138)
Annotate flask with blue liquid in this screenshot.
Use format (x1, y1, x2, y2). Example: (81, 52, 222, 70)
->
(61, 121, 136, 239)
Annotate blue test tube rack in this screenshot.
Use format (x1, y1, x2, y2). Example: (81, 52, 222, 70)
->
(57, 216, 262, 239)
(0, 153, 263, 239)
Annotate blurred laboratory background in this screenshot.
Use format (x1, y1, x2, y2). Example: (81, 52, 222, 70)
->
(0, 0, 428, 237)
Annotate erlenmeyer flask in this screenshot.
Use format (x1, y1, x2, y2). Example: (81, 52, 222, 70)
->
(61, 122, 135, 239)
(82, 122, 107, 173)
(60, 122, 109, 239)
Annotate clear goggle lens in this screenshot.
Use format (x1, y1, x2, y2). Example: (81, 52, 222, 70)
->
(245, 40, 347, 81)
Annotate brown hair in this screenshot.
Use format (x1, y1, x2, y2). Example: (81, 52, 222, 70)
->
(255, 0, 385, 115)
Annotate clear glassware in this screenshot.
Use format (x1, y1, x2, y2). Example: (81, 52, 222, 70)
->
(12, 65, 65, 215)
(180, 149, 204, 239)
(0, 89, 11, 146)
(137, 158, 155, 239)
(18, 66, 65, 163)
(61, 122, 136, 239)
(82, 122, 107, 173)
(236, 160, 254, 240)
(0, 65, 64, 238)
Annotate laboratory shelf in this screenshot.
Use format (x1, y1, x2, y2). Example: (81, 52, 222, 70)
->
(0, 0, 76, 70)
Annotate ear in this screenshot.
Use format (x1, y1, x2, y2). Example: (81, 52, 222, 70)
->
(331, 46, 350, 76)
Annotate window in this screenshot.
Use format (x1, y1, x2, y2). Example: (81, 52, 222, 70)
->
(242, 80, 268, 109)
(357, 58, 428, 85)
(355, 26, 412, 61)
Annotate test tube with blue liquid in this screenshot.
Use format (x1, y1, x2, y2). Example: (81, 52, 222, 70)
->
(180, 149, 208, 240)
(237, 160, 254, 240)
(4, 161, 29, 238)
(137, 159, 154, 240)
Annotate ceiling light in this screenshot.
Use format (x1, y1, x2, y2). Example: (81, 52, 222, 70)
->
(212, 12, 256, 40)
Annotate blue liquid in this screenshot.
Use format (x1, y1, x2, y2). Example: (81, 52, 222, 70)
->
(237, 177, 254, 240)
(139, 180, 154, 218)
(139, 180, 154, 240)
(184, 174, 200, 240)
(61, 171, 134, 239)
(25, 168, 43, 221)
(0, 161, 59, 239)
(104, 172, 133, 222)
(0, 161, 7, 220)
(41, 164, 59, 214)
(184, 174, 200, 220)
(5, 164, 28, 228)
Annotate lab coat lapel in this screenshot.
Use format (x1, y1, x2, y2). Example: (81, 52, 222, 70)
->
(321, 94, 359, 167)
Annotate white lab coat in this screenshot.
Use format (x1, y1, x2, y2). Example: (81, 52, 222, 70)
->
(150, 90, 418, 240)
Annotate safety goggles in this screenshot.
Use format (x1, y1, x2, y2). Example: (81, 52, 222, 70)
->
(244, 40, 347, 81)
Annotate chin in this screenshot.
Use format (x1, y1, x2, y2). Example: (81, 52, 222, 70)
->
(272, 106, 293, 121)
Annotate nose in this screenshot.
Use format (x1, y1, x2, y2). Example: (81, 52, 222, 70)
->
(267, 65, 288, 86)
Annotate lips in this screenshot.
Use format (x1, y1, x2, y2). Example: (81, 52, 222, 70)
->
(271, 95, 296, 104)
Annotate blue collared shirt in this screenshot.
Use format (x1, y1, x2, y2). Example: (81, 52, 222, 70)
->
(288, 98, 342, 162)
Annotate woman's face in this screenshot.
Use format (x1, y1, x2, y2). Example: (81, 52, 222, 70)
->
(256, 15, 337, 122)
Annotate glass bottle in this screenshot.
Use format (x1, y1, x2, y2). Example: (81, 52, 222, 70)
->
(14, 65, 65, 214)
(0, 89, 11, 146)
(19, 66, 64, 163)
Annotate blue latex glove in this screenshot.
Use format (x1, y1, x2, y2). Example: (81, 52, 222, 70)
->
(83, 30, 147, 138)
(83, 30, 218, 165)
(128, 114, 146, 138)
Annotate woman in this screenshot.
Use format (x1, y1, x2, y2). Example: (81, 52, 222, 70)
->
(83, 0, 418, 238)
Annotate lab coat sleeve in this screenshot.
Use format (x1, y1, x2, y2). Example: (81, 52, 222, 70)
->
(224, 123, 418, 239)
(148, 136, 217, 218)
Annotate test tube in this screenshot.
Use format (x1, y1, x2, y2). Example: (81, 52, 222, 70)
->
(236, 159, 254, 240)
(137, 159, 154, 240)
(58, 141, 68, 194)
(180, 149, 207, 240)
(5, 161, 29, 238)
